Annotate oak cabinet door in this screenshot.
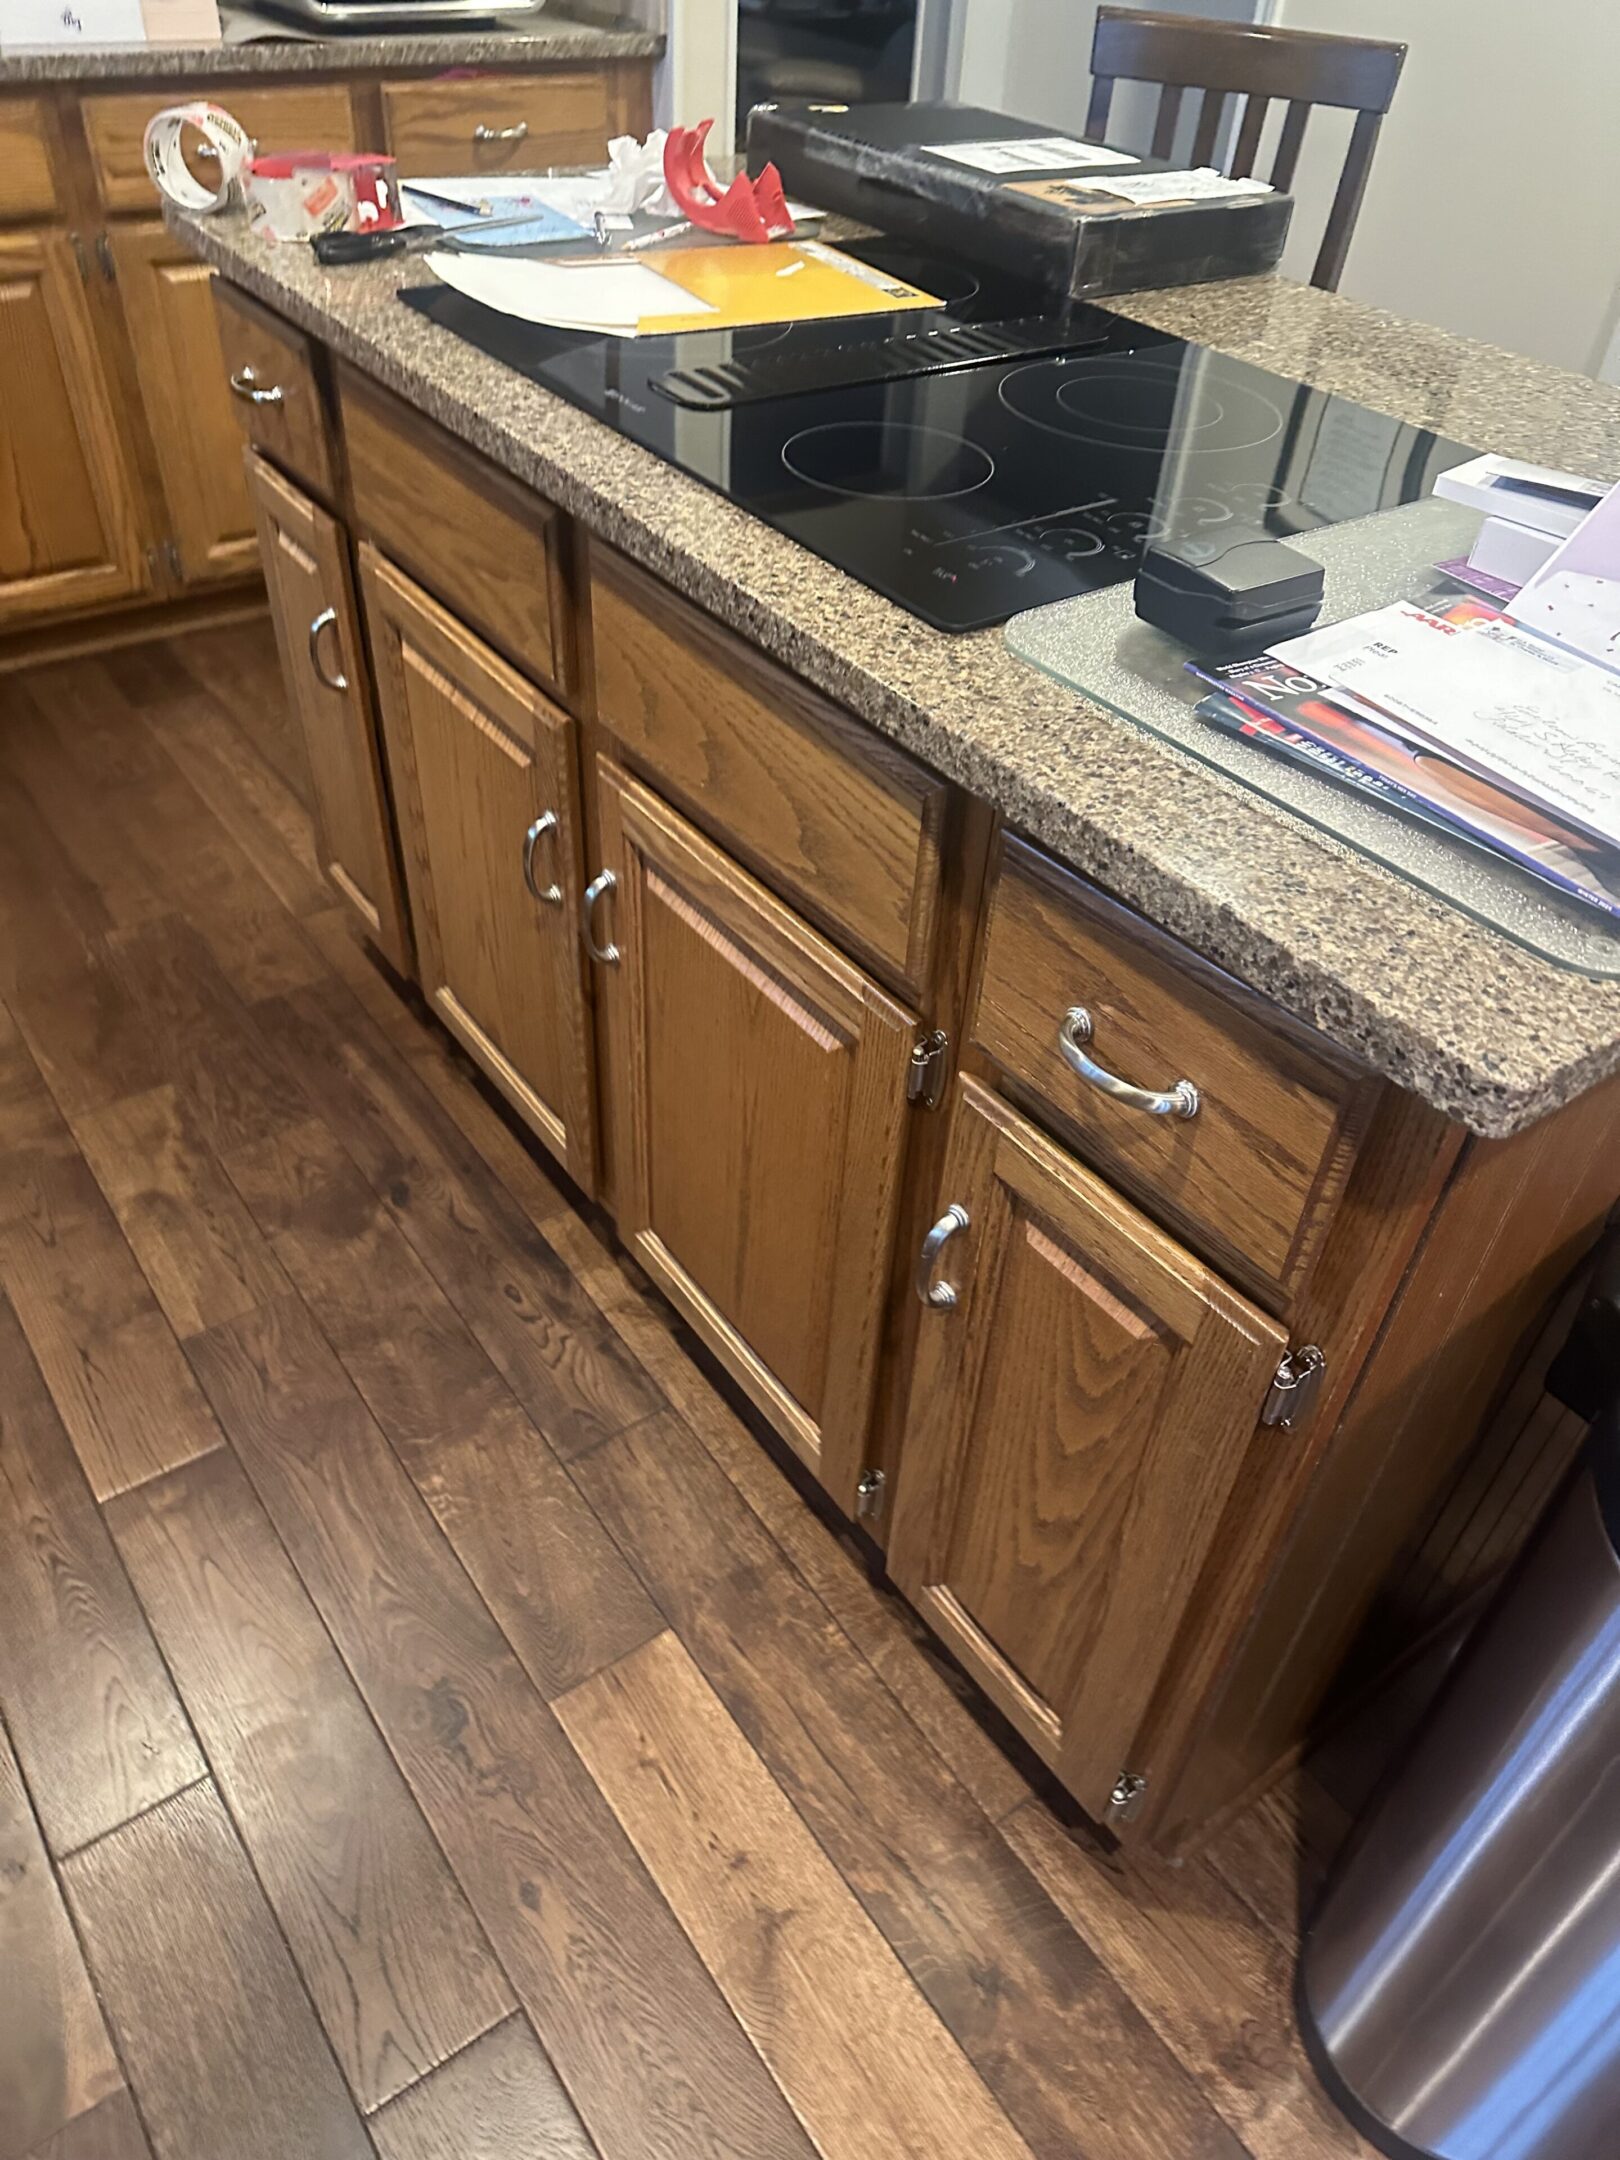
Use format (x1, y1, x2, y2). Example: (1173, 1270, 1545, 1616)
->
(888, 1077, 1288, 1821)
(361, 544, 597, 1193)
(247, 461, 411, 974)
(111, 225, 257, 586)
(0, 229, 144, 625)
(595, 761, 915, 1512)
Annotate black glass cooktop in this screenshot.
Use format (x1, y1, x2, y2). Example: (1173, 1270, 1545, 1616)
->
(403, 239, 1471, 633)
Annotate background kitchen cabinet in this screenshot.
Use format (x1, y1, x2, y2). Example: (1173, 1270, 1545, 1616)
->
(0, 229, 145, 627)
(889, 1077, 1288, 1821)
(248, 460, 410, 973)
(595, 762, 916, 1513)
(361, 546, 597, 1194)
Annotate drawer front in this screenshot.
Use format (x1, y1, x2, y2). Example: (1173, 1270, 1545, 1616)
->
(972, 836, 1375, 1297)
(591, 548, 947, 997)
(381, 71, 615, 176)
(82, 87, 356, 214)
(0, 101, 58, 220)
(213, 281, 336, 504)
(341, 371, 570, 696)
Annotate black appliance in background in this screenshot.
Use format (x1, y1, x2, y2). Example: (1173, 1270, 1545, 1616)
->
(735, 0, 919, 136)
(403, 236, 1469, 634)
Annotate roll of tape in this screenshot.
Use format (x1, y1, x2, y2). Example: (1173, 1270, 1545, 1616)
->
(142, 101, 255, 214)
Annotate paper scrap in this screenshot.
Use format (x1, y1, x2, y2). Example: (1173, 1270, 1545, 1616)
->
(1079, 167, 1273, 206)
(923, 135, 1137, 175)
(1, 0, 144, 48)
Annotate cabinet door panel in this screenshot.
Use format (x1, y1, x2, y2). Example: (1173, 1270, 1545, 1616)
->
(113, 225, 256, 585)
(598, 763, 914, 1510)
(362, 546, 596, 1193)
(0, 230, 143, 625)
(247, 461, 411, 973)
(889, 1078, 1287, 1819)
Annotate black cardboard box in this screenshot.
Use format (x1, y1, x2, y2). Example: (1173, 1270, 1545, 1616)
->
(747, 101, 1292, 298)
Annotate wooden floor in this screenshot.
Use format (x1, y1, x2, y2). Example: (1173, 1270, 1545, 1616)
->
(0, 621, 1381, 2160)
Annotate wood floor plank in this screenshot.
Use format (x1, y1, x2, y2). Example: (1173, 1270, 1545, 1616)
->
(169, 619, 314, 811)
(369, 2017, 596, 2160)
(1001, 1802, 1377, 2160)
(1202, 1772, 1354, 1952)
(73, 1086, 290, 1340)
(106, 1446, 515, 2111)
(573, 1412, 1244, 2160)
(560, 1631, 1034, 2160)
(0, 1724, 122, 2160)
(223, 1115, 663, 1700)
(21, 2092, 152, 2160)
(60, 1780, 373, 2160)
(253, 980, 663, 1457)
(186, 1295, 820, 2160)
(0, 1295, 205, 1854)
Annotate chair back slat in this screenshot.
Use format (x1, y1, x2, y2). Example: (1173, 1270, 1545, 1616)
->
(1228, 93, 1268, 180)
(1312, 106, 1383, 291)
(1269, 97, 1311, 193)
(1084, 72, 1115, 142)
(1189, 87, 1226, 169)
(1150, 81, 1184, 160)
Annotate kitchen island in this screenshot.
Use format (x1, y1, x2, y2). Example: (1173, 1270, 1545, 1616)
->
(171, 201, 1620, 1846)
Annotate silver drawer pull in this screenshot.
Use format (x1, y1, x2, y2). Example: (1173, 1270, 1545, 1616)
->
(473, 120, 529, 142)
(522, 810, 562, 906)
(582, 868, 619, 964)
(915, 1204, 969, 1310)
(1058, 1006, 1199, 1121)
(307, 607, 348, 692)
(230, 365, 283, 406)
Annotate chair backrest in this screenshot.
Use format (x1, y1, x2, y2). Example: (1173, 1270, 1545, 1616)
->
(1085, 6, 1407, 290)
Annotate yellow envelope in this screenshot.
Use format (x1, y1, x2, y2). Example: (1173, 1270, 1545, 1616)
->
(626, 239, 941, 335)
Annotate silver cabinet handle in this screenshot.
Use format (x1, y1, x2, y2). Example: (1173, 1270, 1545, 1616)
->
(582, 869, 619, 964)
(522, 811, 562, 906)
(915, 1204, 969, 1310)
(307, 607, 348, 692)
(473, 120, 529, 142)
(230, 365, 284, 406)
(1058, 1006, 1199, 1120)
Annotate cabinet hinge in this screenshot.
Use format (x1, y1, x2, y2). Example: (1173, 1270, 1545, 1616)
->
(1105, 1770, 1149, 1825)
(70, 232, 90, 283)
(96, 232, 117, 283)
(1261, 1344, 1327, 1431)
(854, 1468, 886, 1521)
(161, 539, 183, 583)
(906, 1029, 949, 1110)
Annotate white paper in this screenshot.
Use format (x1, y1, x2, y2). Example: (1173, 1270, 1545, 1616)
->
(1083, 167, 1272, 205)
(1273, 603, 1620, 848)
(923, 135, 1137, 176)
(426, 251, 713, 336)
(1, 0, 144, 47)
(1509, 480, 1620, 676)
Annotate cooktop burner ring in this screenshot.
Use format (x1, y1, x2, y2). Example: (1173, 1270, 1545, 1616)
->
(780, 420, 997, 503)
(996, 353, 1287, 454)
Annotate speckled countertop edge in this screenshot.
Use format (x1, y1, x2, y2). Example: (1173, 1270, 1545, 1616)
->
(0, 16, 660, 83)
(171, 207, 1620, 1138)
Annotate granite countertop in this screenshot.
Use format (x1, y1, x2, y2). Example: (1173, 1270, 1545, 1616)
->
(0, 11, 660, 84)
(170, 205, 1620, 1138)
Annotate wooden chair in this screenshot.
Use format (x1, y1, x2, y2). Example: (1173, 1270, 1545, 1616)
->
(1084, 7, 1407, 291)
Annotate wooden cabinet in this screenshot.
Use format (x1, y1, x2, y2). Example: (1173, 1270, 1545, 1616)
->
(887, 1077, 1287, 1820)
(112, 225, 256, 585)
(595, 762, 916, 1511)
(0, 229, 144, 627)
(81, 86, 356, 214)
(247, 458, 411, 973)
(361, 546, 597, 1193)
(381, 71, 620, 178)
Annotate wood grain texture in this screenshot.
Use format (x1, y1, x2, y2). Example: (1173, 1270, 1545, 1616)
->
(211, 281, 336, 503)
(344, 381, 570, 694)
(369, 2017, 596, 2160)
(591, 546, 946, 997)
(106, 1445, 514, 2111)
(82, 86, 356, 214)
(559, 1631, 1034, 2160)
(599, 763, 913, 1509)
(359, 547, 593, 1182)
(573, 1412, 1245, 2160)
(0, 1724, 122, 2160)
(20, 2091, 152, 2160)
(247, 460, 413, 974)
(165, 616, 314, 812)
(187, 1294, 820, 2160)
(0, 1292, 205, 1853)
(0, 98, 56, 217)
(971, 834, 1376, 1302)
(887, 1079, 1287, 1816)
(61, 1781, 372, 2160)
(381, 70, 616, 179)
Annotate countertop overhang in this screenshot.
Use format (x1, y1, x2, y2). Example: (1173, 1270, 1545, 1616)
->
(170, 204, 1620, 1138)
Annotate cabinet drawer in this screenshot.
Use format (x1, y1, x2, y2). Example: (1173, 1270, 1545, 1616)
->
(0, 101, 58, 219)
(82, 87, 355, 214)
(591, 548, 948, 997)
(341, 372, 571, 696)
(972, 835, 1375, 1298)
(381, 71, 615, 176)
(213, 281, 336, 504)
